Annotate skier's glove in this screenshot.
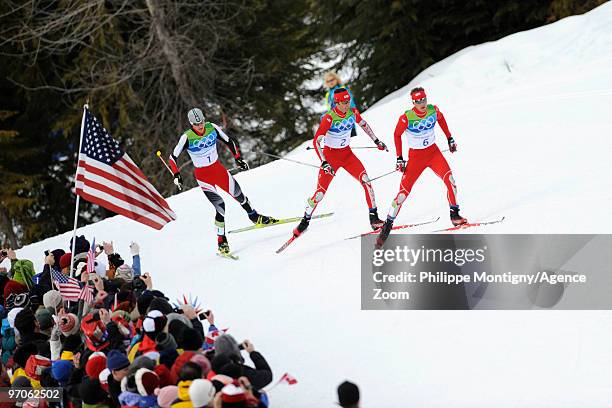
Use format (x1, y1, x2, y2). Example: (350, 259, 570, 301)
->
(448, 137, 457, 153)
(396, 156, 407, 172)
(173, 173, 183, 189)
(236, 157, 249, 171)
(375, 139, 388, 152)
(321, 160, 335, 176)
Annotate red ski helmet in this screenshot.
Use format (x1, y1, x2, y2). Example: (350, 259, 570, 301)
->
(333, 88, 351, 103)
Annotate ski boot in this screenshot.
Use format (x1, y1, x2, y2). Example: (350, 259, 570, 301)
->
(248, 211, 278, 226)
(218, 235, 231, 255)
(292, 214, 311, 237)
(375, 218, 394, 249)
(450, 205, 468, 226)
(369, 208, 385, 230)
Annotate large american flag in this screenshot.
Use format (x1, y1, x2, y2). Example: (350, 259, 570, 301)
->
(51, 269, 82, 301)
(75, 108, 176, 230)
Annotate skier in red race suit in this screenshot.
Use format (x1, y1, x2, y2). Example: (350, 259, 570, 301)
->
(293, 88, 388, 236)
(377, 87, 468, 246)
(169, 108, 277, 255)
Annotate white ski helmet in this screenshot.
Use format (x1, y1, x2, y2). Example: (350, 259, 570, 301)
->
(187, 108, 204, 125)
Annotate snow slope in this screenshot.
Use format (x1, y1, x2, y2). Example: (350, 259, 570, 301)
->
(18, 4, 612, 407)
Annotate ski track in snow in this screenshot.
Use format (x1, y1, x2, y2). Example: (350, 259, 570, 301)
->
(16, 4, 612, 407)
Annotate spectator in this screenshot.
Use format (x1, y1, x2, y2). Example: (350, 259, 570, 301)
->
(337, 380, 360, 408)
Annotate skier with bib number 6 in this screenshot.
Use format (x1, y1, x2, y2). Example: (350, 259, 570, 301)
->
(377, 87, 468, 246)
(169, 108, 277, 257)
(292, 88, 388, 238)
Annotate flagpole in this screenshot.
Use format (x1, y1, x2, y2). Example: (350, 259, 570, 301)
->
(69, 103, 89, 278)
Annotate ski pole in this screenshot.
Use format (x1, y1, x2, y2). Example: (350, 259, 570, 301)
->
(370, 169, 396, 182)
(260, 151, 320, 169)
(156, 151, 173, 174)
(306, 146, 378, 151)
(156, 150, 182, 191)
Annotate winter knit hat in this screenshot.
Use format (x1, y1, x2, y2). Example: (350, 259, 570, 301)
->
(43, 290, 63, 310)
(214, 334, 243, 362)
(337, 381, 360, 407)
(59, 253, 72, 270)
(70, 235, 90, 255)
(86, 352, 108, 379)
(221, 381, 246, 404)
(51, 360, 73, 385)
(107, 349, 130, 371)
(166, 312, 193, 329)
(155, 332, 177, 351)
(115, 264, 133, 282)
(180, 327, 203, 351)
(153, 364, 172, 388)
(135, 368, 160, 396)
(143, 310, 167, 339)
(58, 313, 79, 336)
(14, 308, 37, 336)
(148, 297, 174, 316)
(190, 354, 211, 376)
(189, 379, 215, 408)
(50, 249, 66, 270)
(11, 260, 35, 288)
(156, 385, 178, 408)
(3, 280, 28, 306)
(35, 308, 54, 331)
(93, 259, 107, 277)
(129, 355, 157, 375)
(25, 355, 52, 381)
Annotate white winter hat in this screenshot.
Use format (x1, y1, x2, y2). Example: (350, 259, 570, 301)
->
(115, 264, 133, 282)
(189, 379, 216, 408)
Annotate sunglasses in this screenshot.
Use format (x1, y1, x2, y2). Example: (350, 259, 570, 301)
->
(336, 100, 350, 105)
(413, 98, 427, 104)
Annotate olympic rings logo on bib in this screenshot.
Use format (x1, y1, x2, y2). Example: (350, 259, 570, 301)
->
(189, 132, 217, 151)
(409, 115, 436, 132)
(332, 116, 355, 132)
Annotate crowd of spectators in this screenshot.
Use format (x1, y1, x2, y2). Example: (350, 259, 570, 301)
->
(0, 236, 272, 408)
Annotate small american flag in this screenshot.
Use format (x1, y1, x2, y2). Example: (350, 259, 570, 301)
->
(78, 284, 94, 304)
(75, 108, 176, 230)
(51, 269, 82, 301)
(86, 237, 96, 274)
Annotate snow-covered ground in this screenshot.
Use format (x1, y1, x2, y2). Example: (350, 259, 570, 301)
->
(17, 3, 612, 407)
